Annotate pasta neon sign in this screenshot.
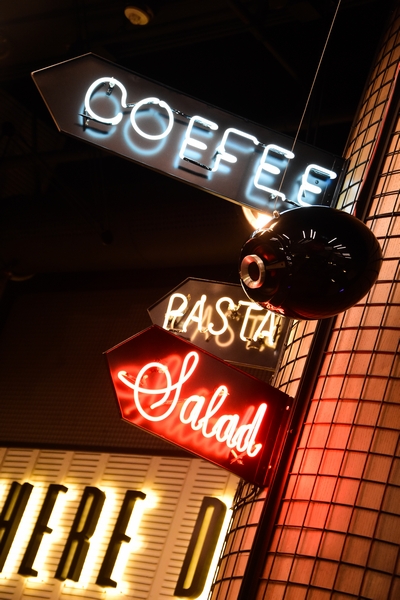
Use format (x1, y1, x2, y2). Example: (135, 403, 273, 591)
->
(162, 293, 278, 345)
(148, 278, 290, 370)
(106, 325, 292, 486)
(32, 53, 345, 215)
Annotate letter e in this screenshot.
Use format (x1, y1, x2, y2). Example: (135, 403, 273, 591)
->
(96, 490, 146, 587)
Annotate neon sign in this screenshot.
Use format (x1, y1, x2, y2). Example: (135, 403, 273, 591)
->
(148, 278, 289, 369)
(105, 325, 291, 486)
(32, 53, 345, 215)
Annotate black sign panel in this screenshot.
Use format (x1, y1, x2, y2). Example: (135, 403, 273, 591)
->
(148, 278, 289, 370)
(32, 54, 345, 215)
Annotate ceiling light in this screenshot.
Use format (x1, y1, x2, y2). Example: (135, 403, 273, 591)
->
(124, 4, 154, 25)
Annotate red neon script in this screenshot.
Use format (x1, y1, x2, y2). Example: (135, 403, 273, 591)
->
(118, 350, 266, 458)
(106, 325, 292, 486)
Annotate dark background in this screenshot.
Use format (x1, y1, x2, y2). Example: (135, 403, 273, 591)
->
(0, 0, 393, 453)
(0, 0, 392, 279)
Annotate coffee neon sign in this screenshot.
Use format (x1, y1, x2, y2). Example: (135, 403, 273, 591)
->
(106, 326, 292, 486)
(32, 53, 344, 215)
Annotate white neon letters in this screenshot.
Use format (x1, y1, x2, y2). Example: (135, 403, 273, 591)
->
(254, 144, 295, 202)
(207, 297, 232, 336)
(162, 292, 279, 348)
(162, 293, 188, 330)
(212, 128, 259, 172)
(130, 97, 174, 140)
(118, 351, 266, 458)
(83, 77, 338, 206)
(84, 77, 129, 125)
(297, 164, 337, 206)
(179, 116, 218, 162)
(118, 351, 199, 421)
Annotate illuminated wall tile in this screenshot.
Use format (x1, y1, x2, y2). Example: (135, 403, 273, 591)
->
(335, 563, 364, 594)
(342, 534, 371, 566)
(210, 7, 400, 599)
(297, 529, 322, 557)
(369, 540, 399, 573)
(360, 570, 393, 599)
(310, 477, 336, 503)
(318, 533, 345, 561)
(310, 560, 338, 590)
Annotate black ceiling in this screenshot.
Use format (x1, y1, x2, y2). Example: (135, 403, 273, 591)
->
(0, 0, 392, 280)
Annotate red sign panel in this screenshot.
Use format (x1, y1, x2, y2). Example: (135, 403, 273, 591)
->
(105, 325, 292, 487)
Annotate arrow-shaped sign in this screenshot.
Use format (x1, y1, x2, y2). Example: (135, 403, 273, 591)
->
(32, 53, 344, 215)
(105, 325, 292, 487)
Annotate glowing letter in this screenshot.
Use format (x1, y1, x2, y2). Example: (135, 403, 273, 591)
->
(96, 490, 146, 588)
(130, 97, 174, 140)
(174, 497, 227, 599)
(297, 164, 337, 206)
(0, 482, 33, 571)
(212, 128, 259, 172)
(162, 293, 188, 329)
(212, 413, 240, 444)
(118, 351, 199, 422)
(84, 77, 128, 125)
(182, 295, 206, 332)
(230, 404, 267, 457)
(238, 301, 264, 342)
(196, 386, 230, 438)
(253, 144, 294, 201)
(18, 484, 67, 577)
(208, 297, 234, 336)
(180, 395, 206, 428)
(55, 487, 105, 582)
(252, 311, 277, 346)
(179, 116, 218, 162)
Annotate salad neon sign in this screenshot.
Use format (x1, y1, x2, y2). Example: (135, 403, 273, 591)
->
(106, 325, 292, 486)
(118, 350, 266, 458)
(32, 54, 345, 215)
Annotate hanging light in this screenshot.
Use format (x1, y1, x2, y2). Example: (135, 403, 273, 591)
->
(239, 206, 382, 320)
(242, 207, 273, 230)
